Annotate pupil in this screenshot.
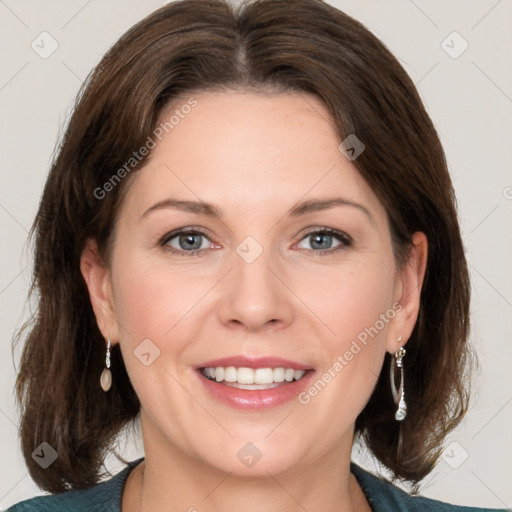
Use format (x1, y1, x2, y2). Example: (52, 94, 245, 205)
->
(180, 233, 202, 250)
(311, 233, 332, 250)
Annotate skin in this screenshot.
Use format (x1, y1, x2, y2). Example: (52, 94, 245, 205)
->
(81, 91, 427, 512)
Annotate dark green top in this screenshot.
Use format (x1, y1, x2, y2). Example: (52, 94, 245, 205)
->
(7, 458, 510, 511)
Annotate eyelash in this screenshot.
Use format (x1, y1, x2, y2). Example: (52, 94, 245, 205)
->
(159, 227, 352, 257)
(160, 227, 213, 257)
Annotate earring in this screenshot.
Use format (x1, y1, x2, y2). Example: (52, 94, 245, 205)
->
(100, 338, 112, 392)
(390, 338, 407, 421)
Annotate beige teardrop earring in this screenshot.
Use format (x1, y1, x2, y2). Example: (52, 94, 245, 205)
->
(100, 338, 112, 392)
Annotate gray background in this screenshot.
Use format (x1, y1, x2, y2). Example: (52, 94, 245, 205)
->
(1, 0, 511, 509)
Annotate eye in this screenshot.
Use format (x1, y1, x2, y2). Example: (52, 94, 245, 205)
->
(161, 229, 213, 255)
(296, 228, 351, 253)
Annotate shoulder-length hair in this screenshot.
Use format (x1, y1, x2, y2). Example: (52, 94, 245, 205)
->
(13, 0, 471, 493)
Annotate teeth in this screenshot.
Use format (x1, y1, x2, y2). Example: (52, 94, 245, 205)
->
(273, 367, 285, 382)
(223, 382, 281, 390)
(201, 366, 307, 385)
(224, 366, 237, 382)
(285, 369, 295, 382)
(215, 367, 224, 382)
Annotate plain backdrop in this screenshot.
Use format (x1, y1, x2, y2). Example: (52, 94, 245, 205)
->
(0, 0, 511, 509)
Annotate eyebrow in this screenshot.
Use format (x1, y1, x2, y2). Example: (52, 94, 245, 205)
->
(140, 197, 372, 222)
(287, 197, 373, 221)
(141, 199, 223, 220)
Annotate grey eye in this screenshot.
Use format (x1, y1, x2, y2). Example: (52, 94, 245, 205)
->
(297, 231, 344, 251)
(166, 232, 209, 251)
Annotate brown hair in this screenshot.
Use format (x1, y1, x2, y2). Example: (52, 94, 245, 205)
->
(13, 0, 472, 493)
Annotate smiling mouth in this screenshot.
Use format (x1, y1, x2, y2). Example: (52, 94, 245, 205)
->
(199, 366, 310, 390)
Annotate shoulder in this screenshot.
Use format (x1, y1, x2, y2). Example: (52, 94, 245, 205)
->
(6, 459, 143, 512)
(351, 463, 509, 512)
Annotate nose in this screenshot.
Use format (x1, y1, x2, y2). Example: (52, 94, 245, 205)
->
(216, 246, 295, 333)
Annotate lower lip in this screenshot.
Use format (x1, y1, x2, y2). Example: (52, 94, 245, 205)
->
(195, 370, 316, 410)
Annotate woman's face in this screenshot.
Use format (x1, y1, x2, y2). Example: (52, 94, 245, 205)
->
(84, 91, 424, 476)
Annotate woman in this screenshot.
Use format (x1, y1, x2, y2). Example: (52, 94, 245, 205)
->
(9, 0, 508, 510)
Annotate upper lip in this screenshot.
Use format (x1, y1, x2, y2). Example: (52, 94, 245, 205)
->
(195, 356, 313, 371)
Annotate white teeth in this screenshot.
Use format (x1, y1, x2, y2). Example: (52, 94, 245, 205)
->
(294, 369, 306, 380)
(273, 367, 285, 382)
(238, 367, 255, 384)
(215, 367, 224, 382)
(223, 382, 281, 390)
(201, 366, 308, 385)
(223, 366, 237, 382)
(255, 368, 274, 384)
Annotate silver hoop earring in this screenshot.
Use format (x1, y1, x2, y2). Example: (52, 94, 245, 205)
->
(100, 338, 112, 392)
(390, 339, 407, 421)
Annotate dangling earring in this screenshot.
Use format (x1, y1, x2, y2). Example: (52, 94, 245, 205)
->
(390, 338, 407, 421)
(100, 338, 112, 392)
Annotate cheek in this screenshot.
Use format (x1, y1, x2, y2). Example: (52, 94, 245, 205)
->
(111, 253, 207, 341)
(304, 254, 396, 344)
(110, 256, 203, 414)
(109, 255, 207, 396)
(295, 257, 396, 419)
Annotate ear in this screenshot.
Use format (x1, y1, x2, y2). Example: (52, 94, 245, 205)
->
(386, 231, 428, 354)
(80, 238, 119, 343)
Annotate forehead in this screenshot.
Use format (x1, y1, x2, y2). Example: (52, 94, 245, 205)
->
(121, 91, 386, 223)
